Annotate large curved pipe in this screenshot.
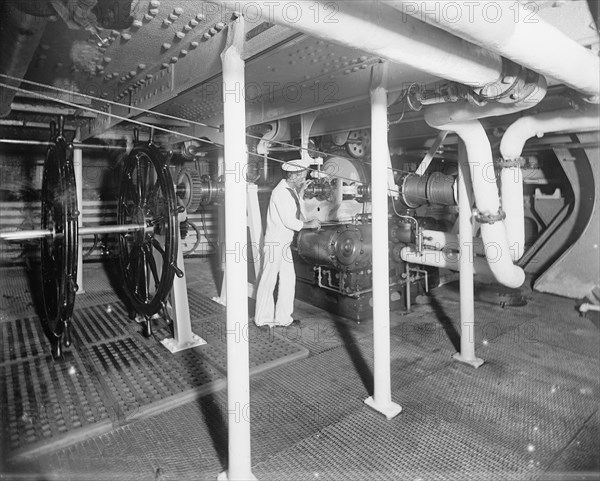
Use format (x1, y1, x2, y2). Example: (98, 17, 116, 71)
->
(501, 109, 600, 159)
(213, 1, 502, 87)
(499, 108, 600, 260)
(387, 0, 600, 99)
(423, 117, 526, 288)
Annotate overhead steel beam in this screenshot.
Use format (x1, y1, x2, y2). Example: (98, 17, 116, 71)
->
(212, 1, 503, 87)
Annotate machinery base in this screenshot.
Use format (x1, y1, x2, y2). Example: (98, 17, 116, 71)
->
(295, 281, 405, 322)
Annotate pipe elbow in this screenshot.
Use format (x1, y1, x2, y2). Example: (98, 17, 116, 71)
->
(479, 224, 526, 288)
(500, 108, 599, 160)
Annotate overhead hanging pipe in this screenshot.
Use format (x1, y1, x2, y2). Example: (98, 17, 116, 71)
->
(212, 1, 503, 88)
(499, 108, 600, 260)
(386, 0, 600, 100)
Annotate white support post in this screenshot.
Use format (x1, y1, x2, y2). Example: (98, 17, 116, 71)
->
(214, 186, 263, 304)
(453, 140, 484, 368)
(364, 63, 402, 420)
(160, 228, 206, 353)
(74, 128, 84, 294)
(217, 14, 256, 481)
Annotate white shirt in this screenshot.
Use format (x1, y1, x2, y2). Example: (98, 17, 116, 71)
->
(264, 179, 304, 244)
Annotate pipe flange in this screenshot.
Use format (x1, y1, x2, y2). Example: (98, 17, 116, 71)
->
(495, 157, 526, 169)
(474, 59, 541, 105)
(474, 208, 506, 225)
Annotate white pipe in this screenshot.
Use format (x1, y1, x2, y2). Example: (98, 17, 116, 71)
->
(500, 109, 600, 261)
(213, 1, 502, 87)
(400, 246, 494, 278)
(424, 83, 546, 265)
(501, 109, 600, 159)
(363, 65, 401, 420)
(387, 0, 600, 98)
(422, 229, 485, 256)
(424, 116, 525, 288)
(220, 16, 256, 481)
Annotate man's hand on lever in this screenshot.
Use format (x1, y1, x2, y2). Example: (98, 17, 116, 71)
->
(304, 219, 321, 230)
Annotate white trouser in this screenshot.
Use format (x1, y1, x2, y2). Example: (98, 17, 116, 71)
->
(254, 241, 295, 326)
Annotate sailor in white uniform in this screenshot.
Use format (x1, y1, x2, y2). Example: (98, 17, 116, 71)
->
(254, 156, 321, 327)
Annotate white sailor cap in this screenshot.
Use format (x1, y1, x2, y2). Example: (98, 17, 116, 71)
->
(281, 156, 312, 172)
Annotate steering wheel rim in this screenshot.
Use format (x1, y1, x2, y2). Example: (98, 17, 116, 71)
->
(117, 142, 178, 317)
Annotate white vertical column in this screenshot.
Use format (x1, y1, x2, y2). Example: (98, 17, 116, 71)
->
(364, 63, 402, 420)
(160, 238, 206, 353)
(74, 129, 84, 294)
(217, 14, 256, 481)
(453, 140, 484, 368)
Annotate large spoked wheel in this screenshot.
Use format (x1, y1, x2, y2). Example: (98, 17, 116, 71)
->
(41, 135, 79, 358)
(117, 142, 179, 322)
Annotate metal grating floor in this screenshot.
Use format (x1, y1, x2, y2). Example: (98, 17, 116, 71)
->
(0, 287, 308, 458)
(1, 261, 598, 480)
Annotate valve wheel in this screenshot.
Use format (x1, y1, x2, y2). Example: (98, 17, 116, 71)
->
(117, 142, 179, 318)
(176, 167, 203, 213)
(40, 134, 79, 358)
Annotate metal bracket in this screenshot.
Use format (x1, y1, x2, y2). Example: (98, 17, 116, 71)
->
(495, 157, 526, 169)
(473, 208, 506, 225)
